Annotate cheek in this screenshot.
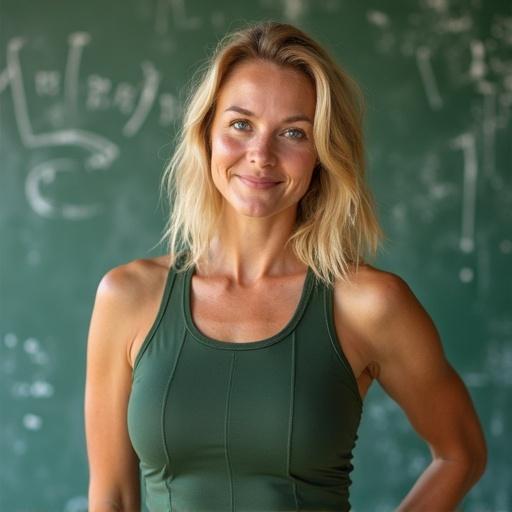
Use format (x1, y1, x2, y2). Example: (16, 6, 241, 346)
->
(280, 145, 317, 175)
(211, 133, 244, 162)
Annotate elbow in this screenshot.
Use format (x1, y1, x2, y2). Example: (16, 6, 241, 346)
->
(460, 445, 488, 487)
(472, 432, 489, 482)
(472, 448, 488, 482)
(88, 485, 140, 512)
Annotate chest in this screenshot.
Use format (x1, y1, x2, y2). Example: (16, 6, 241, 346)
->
(189, 274, 305, 343)
(188, 274, 372, 387)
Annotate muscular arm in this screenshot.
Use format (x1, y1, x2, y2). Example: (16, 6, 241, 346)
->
(363, 273, 487, 511)
(84, 264, 143, 512)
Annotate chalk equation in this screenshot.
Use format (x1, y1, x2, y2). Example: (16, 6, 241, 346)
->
(367, 5, 511, 286)
(0, 32, 181, 220)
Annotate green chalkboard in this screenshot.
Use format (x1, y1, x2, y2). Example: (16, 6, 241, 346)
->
(1, 1, 510, 511)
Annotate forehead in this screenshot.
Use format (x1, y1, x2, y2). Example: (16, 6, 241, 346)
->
(216, 59, 316, 116)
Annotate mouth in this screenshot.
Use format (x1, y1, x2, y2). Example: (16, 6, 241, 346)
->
(237, 175, 282, 189)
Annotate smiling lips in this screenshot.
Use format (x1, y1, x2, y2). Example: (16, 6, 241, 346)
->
(237, 175, 282, 189)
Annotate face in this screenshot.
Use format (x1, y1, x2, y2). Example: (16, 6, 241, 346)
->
(208, 59, 318, 219)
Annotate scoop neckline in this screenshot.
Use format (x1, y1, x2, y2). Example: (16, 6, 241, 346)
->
(182, 262, 315, 350)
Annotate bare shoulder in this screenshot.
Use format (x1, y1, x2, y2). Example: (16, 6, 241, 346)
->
(97, 254, 174, 302)
(93, 254, 176, 364)
(96, 253, 176, 312)
(333, 262, 431, 376)
(338, 262, 417, 320)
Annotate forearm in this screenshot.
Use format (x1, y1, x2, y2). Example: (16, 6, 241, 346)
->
(396, 457, 483, 512)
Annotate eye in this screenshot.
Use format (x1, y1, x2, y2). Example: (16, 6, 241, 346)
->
(283, 128, 306, 140)
(230, 119, 251, 131)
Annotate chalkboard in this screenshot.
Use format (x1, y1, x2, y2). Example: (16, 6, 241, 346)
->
(1, 1, 510, 511)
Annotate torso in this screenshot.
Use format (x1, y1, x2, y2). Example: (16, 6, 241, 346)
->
(126, 254, 382, 401)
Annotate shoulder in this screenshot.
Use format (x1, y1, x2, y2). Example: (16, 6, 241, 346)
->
(335, 262, 414, 322)
(97, 254, 175, 303)
(94, 254, 176, 341)
(334, 263, 431, 367)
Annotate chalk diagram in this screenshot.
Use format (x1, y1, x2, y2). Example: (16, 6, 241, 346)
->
(0, 31, 179, 220)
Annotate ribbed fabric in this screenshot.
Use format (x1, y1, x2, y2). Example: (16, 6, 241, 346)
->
(127, 254, 363, 512)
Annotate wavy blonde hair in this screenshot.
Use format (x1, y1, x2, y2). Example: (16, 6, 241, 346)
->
(157, 20, 385, 285)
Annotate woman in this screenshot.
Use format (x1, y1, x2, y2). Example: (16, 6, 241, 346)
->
(84, 21, 487, 512)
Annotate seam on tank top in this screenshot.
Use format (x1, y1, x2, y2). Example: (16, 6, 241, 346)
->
(287, 332, 299, 511)
(161, 327, 186, 511)
(224, 351, 236, 511)
(323, 286, 363, 408)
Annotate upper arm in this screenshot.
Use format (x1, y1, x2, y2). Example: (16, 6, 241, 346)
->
(366, 273, 487, 474)
(84, 263, 143, 511)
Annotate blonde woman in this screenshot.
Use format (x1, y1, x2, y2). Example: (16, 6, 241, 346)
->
(85, 21, 487, 512)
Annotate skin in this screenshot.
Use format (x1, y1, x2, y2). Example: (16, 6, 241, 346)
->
(84, 59, 487, 511)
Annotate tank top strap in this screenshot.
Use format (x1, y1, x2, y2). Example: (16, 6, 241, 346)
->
(298, 266, 362, 406)
(131, 254, 179, 375)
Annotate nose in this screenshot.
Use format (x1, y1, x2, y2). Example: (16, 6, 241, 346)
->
(247, 133, 277, 168)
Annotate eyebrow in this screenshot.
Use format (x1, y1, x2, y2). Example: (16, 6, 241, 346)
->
(223, 105, 313, 124)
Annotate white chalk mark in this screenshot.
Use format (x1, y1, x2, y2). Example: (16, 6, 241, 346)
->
(367, 10, 390, 28)
(64, 496, 89, 512)
(459, 266, 474, 283)
(407, 455, 427, 477)
(32, 351, 49, 365)
(154, 0, 201, 35)
(441, 15, 472, 33)
(450, 133, 478, 253)
(416, 46, 443, 110)
(86, 74, 112, 110)
(23, 337, 40, 354)
(7, 37, 119, 167)
(25, 158, 102, 219)
(424, 0, 448, 12)
(486, 340, 512, 386)
(490, 411, 504, 437)
(123, 61, 160, 137)
(158, 93, 181, 126)
(65, 32, 91, 116)
(31, 380, 54, 398)
(479, 82, 498, 182)
(469, 40, 486, 81)
(0, 66, 14, 93)
(23, 413, 42, 430)
(283, 0, 307, 24)
(4, 332, 18, 348)
(113, 82, 137, 114)
(20, 336, 49, 364)
(4, 37, 119, 218)
(463, 372, 489, 387)
(499, 239, 512, 254)
(12, 382, 31, 397)
(34, 71, 60, 96)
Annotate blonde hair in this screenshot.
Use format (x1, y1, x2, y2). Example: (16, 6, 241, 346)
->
(157, 20, 385, 285)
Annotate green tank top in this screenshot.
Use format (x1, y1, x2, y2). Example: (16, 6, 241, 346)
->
(127, 254, 363, 512)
